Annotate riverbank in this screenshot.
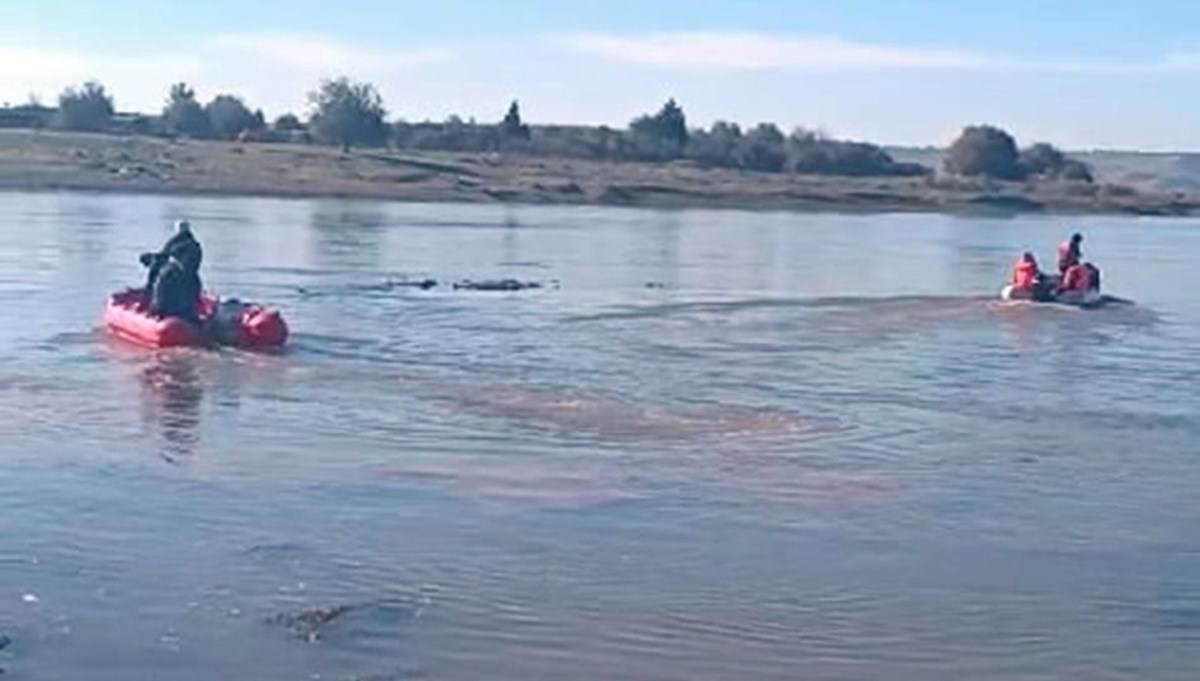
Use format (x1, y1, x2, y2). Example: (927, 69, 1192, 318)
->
(0, 129, 1195, 215)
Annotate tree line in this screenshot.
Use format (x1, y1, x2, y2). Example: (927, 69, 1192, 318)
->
(944, 125, 1094, 183)
(0, 77, 1094, 182)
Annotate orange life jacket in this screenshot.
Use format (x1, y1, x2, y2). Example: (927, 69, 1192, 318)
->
(1062, 263, 1091, 292)
(1011, 260, 1038, 289)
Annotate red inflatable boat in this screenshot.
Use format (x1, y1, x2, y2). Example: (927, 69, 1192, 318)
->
(104, 288, 288, 350)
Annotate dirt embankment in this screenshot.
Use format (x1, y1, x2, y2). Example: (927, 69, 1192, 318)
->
(0, 130, 1195, 216)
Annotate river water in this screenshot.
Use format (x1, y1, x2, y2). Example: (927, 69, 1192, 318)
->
(0, 192, 1197, 680)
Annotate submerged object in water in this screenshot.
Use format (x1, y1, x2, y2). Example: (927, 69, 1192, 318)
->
(453, 278, 544, 291)
(104, 288, 288, 349)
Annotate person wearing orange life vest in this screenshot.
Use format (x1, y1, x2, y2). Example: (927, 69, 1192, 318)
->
(1057, 232, 1083, 275)
(1059, 261, 1094, 294)
(1010, 252, 1042, 291)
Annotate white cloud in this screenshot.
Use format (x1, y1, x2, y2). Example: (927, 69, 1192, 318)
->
(0, 33, 457, 113)
(562, 31, 1200, 75)
(1159, 52, 1200, 71)
(564, 32, 990, 71)
(0, 47, 201, 106)
(0, 48, 202, 81)
(207, 32, 454, 72)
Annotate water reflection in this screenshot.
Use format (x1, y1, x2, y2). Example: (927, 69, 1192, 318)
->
(646, 213, 681, 289)
(308, 201, 387, 271)
(139, 352, 203, 464)
(499, 209, 521, 268)
(994, 302, 1042, 353)
(55, 195, 113, 279)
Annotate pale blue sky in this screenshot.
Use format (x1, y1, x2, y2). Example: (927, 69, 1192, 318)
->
(3, 0, 1200, 150)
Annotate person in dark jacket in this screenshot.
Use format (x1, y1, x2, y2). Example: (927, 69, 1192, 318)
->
(142, 220, 203, 321)
(149, 255, 202, 323)
(166, 220, 202, 271)
(141, 220, 203, 293)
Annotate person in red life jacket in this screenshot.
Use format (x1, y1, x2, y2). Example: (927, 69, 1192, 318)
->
(1010, 252, 1041, 292)
(1057, 232, 1083, 275)
(1059, 261, 1093, 295)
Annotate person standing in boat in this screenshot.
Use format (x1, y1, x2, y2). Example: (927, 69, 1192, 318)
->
(149, 254, 202, 322)
(1057, 232, 1083, 275)
(143, 220, 204, 322)
(141, 220, 203, 293)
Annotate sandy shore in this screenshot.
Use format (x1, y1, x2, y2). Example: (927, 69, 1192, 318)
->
(0, 129, 1195, 216)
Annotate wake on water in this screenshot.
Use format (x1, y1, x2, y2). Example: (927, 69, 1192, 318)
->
(563, 294, 992, 324)
(566, 290, 1156, 323)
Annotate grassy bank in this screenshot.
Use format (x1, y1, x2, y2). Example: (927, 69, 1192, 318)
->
(0, 130, 1195, 215)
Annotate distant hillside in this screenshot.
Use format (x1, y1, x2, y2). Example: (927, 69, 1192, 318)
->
(886, 146, 1200, 193)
